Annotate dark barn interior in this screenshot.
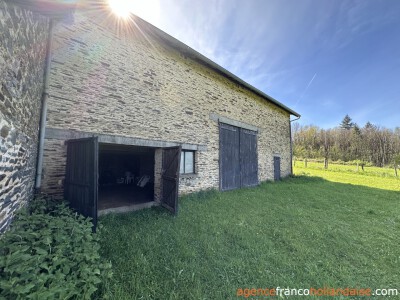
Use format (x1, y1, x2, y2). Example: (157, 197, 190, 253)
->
(98, 144, 155, 211)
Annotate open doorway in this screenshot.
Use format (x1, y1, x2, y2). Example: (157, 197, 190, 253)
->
(98, 143, 155, 214)
(64, 137, 181, 230)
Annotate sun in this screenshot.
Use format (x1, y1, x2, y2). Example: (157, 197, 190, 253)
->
(108, 0, 133, 19)
(107, 0, 160, 23)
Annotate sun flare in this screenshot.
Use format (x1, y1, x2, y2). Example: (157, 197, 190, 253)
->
(108, 0, 132, 18)
(107, 0, 160, 23)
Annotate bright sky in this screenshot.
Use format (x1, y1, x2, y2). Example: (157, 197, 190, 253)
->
(122, 0, 400, 129)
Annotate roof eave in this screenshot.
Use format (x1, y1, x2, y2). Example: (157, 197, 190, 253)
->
(193, 51, 301, 117)
(6, 3, 300, 118)
(134, 16, 301, 118)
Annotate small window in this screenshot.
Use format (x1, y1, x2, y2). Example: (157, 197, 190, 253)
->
(180, 150, 195, 174)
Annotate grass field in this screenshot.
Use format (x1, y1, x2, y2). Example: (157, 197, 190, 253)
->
(99, 166, 400, 299)
(294, 160, 398, 178)
(294, 161, 400, 192)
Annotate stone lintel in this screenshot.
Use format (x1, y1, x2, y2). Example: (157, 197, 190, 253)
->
(45, 127, 207, 151)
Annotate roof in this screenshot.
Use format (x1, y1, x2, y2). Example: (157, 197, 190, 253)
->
(9, 0, 300, 117)
(135, 17, 300, 117)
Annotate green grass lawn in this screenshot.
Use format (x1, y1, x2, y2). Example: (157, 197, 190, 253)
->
(295, 161, 400, 192)
(99, 169, 400, 299)
(295, 160, 398, 179)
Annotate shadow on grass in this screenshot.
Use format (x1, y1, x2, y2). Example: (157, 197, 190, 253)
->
(99, 175, 400, 300)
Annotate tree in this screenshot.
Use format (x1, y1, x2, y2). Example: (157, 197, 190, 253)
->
(340, 114, 354, 130)
(394, 156, 399, 177)
(353, 123, 361, 135)
(293, 118, 400, 169)
(319, 129, 333, 169)
(350, 124, 362, 162)
(364, 121, 375, 130)
(336, 127, 352, 161)
(292, 125, 319, 166)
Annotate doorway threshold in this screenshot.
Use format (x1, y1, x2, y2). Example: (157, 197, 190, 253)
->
(98, 201, 158, 216)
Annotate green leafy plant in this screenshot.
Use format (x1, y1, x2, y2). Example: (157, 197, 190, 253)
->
(0, 197, 112, 299)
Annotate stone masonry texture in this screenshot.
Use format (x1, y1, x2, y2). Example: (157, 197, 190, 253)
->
(0, 0, 49, 232)
(41, 7, 292, 200)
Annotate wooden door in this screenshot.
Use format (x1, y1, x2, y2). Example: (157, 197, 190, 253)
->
(240, 128, 258, 187)
(220, 123, 258, 190)
(274, 156, 281, 181)
(219, 123, 241, 191)
(64, 137, 98, 230)
(161, 146, 181, 215)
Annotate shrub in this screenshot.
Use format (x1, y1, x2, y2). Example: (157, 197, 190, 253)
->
(0, 197, 112, 299)
(335, 159, 345, 165)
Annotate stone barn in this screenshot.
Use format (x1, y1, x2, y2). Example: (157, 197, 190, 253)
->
(0, 0, 300, 231)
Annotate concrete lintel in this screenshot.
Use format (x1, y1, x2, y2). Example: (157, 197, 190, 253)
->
(45, 127, 207, 151)
(209, 113, 259, 132)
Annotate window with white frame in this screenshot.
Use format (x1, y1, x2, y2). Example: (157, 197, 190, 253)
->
(180, 150, 195, 174)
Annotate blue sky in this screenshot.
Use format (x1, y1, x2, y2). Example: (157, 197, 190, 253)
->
(132, 0, 400, 129)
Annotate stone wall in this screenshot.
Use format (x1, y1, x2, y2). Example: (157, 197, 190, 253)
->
(41, 9, 292, 198)
(154, 148, 162, 202)
(0, 1, 49, 232)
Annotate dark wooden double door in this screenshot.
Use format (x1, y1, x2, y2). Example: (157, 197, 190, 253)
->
(219, 123, 258, 191)
(64, 137, 181, 231)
